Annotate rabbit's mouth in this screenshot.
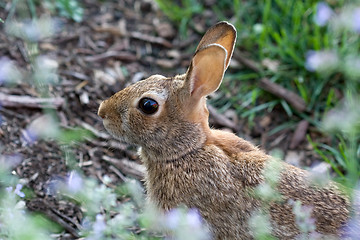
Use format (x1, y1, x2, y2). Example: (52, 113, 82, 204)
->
(102, 119, 128, 143)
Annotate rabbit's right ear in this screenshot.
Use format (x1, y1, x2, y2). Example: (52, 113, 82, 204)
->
(195, 21, 236, 69)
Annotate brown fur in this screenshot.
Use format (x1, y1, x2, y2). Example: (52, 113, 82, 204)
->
(98, 22, 353, 239)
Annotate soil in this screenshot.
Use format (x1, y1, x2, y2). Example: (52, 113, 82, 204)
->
(0, 0, 323, 239)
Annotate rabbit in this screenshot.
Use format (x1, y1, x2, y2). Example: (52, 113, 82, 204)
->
(98, 21, 354, 239)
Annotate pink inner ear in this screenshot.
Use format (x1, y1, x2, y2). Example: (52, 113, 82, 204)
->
(188, 44, 227, 99)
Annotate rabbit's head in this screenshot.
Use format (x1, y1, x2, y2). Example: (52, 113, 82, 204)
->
(98, 22, 236, 161)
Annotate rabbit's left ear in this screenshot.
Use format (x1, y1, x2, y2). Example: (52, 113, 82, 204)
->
(184, 44, 227, 100)
(182, 22, 236, 100)
(195, 21, 236, 69)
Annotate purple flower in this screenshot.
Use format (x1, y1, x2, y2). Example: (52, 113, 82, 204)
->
(0, 154, 22, 169)
(67, 171, 83, 193)
(6, 184, 25, 198)
(93, 214, 106, 234)
(21, 128, 38, 145)
(14, 184, 25, 198)
(0, 57, 13, 84)
(5, 186, 13, 193)
(289, 199, 316, 234)
(352, 8, 360, 33)
(166, 208, 181, 229)
(342, 188, 360, 238)
(314, 2, 333, 26)
(186, 208, 202, 228)
(305, 50, 338, 72)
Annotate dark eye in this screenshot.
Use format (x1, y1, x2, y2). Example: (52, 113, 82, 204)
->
(138, 98, 159, 115)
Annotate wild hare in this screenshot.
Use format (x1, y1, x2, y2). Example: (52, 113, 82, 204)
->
(98, 22, 354, 239)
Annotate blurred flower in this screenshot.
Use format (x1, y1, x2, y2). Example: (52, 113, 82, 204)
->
(314, 2, 333, 26)
(186, 208, 202, 228)
(14, 184, 25, 198)
(0, 57, 22, 85)
(21, 128, 38, 145)
(6, 184, 25, 198)
(93, 214, 106, 235)
(0, 154, 23, 169)
(289, 199, 316, 235)
(249, 210, 272, 239)
(26, 114, 60, 140)
(342, 184, 360, 238)
(344, 55, 360, 80)
(323, 96, 360, 133)
(5, 16, 60, 42)
(253, 23, 264, 34)
(164, 208, 210, 240)
(305, 50, 338, 72)
(33, 56, 59, 85)
(45, 176, 64, 196)
(67, 171, 83, 193)
(166, 208, 181, 230)
(86, 214, 106, 240)
(352, 8, 360, 33)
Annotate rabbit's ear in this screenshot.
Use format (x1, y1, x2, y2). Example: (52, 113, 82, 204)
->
(195, 21, 236, 69)
(184, 44, 227, 100)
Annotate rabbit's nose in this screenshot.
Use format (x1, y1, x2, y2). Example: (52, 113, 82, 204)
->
(98, 101, 107, 119)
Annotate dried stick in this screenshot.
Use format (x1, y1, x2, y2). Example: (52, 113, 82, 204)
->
(102, 156, 145, 181)
(84, 51, 137, 62)
(0, 92, 64, 109)
(289, 120, 309, 149)
(233, 50, 307, 112)
(207, 105, 239, 132)
(259, 78, 306, 112)
(91, 24, 173, 48)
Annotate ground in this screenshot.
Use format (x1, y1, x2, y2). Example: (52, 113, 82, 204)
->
(0, 0, 325, 239)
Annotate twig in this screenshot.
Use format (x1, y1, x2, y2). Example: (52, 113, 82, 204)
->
(233, 50, 307, 112)
(84, 51, 137, 62)
(96, 170, 117, 188)
(102, 156, 145, 181)
(91, 24, 173, 48)
(289, 120, 309, 149)
(207, 105, 239, 132)
(49, 206, 83, 231)
(0, 92, 64, 109)
(75, 119, 111, 139)
(45, 210, 80, 238)
(233, 50, 261, 72)
(129, 31, 173, 48)
(259, 78, 306, 112)
(109, 165, 128, 182)
(27, 199, 80, 238)
(60, 70, 90, 81)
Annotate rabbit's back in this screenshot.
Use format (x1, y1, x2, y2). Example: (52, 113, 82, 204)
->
(142, 130, 350, 239)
